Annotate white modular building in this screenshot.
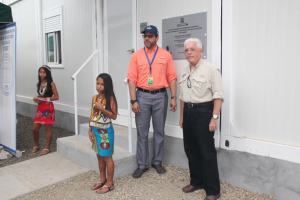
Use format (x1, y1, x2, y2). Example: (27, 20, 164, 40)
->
(3, 0, 300, 199)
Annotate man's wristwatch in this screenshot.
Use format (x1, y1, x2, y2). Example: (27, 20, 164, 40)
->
(130, 100, 137, 105)
(212, 115, 219, 119)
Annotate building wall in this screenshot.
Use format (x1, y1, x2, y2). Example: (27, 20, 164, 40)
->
(231, 0, 300, 147)
(137, 0, 214, 126)
(12, 0, 300, 198)
(11, 0, 96, 114)
(11, 0, 39, 98)
(42, 0, 95, 110)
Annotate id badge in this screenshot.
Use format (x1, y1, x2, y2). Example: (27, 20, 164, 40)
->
(148, 77, 153, 85)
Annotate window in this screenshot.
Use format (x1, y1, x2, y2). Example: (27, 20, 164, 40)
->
(43, 6, 63, 67)
(46, 31, 61, 64)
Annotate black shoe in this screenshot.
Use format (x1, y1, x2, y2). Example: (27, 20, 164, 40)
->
(132, 167, 148, 178)
(151, 164, 166, 174)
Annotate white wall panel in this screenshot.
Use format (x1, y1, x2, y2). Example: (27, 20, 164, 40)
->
(231, 0, 300, 147)
(12, 0, 97, 113)
(42, 0, 94, 110)
(137, 0, 213, 126)
(107, 0, 133, 110)
(11, 0, 39, 99)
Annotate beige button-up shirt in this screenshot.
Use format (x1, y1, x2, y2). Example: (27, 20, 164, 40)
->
(179, 59, 224, 103)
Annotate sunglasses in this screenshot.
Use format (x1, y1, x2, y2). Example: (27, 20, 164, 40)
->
(142, 34, 156, 39)
(187, 75, 191, 88)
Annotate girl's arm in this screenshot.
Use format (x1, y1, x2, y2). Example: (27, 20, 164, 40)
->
(95, 96, 117, 120)
(88, 95, 96, 143)
(33, 83, 40, 103)
(50, 82, 59, 101)
(35, 82, 59, 102)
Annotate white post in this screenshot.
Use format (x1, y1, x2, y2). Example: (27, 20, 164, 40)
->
(127, 86, 132, 154)
(74, 78, 78, 135)
(96, 51, 99, 78)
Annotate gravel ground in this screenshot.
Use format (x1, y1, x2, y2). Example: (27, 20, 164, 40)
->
(5, 114, 277, 200)
(15, 164, 277, 200)
(0, 114, 74, 168)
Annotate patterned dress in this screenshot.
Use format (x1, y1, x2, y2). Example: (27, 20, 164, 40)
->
(90, 95, 114, 157)
(34, 84, 55, 124)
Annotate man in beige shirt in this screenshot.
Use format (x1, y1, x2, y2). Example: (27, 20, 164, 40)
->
(179, 38, 224, 200)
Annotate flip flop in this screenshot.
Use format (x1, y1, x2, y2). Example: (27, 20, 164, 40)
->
(91, 181, 106, 190)
(31, 146, 40, 153)
(96, 184, 115, 194)
(39, 149, 51, 156)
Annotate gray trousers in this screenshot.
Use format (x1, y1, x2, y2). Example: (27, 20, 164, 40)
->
(135, 89, 168, 169)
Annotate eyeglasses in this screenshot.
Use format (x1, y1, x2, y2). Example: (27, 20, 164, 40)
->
(142, 34, 156, 39)
(184, 48, 197, 53)
(187, 75, 191, 88)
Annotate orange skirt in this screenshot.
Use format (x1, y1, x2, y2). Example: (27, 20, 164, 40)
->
(34, 101, 55, 124)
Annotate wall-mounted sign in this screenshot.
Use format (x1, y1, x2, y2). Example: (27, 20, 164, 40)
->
(162, 12, 207, 60)
(140, 22, 147, 33)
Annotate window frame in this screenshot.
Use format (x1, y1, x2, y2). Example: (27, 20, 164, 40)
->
(43, 5, 63, 68)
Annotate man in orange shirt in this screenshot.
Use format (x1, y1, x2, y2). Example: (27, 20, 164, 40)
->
(127, 25, 177, 178)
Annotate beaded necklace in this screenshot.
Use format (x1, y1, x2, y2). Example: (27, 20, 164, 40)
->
(39, 82, 47, 97)
(91, 94, 106, 123)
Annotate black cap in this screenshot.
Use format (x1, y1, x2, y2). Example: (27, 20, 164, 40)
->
(142, 25, 159, 36)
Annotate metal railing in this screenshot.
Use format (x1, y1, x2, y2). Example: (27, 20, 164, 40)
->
(71, 50, 98, 135)
(71, 50, 133, 154)
(125, 79, 133, 154)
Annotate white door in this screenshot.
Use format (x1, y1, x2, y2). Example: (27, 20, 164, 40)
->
(104, 0, 136, 113)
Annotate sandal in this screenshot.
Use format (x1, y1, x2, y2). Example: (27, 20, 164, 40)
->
(96, 184, 115, 194)
(91, 181, 106, 190)
(31, 146, 40, 153)
(39, 149, 51, 156)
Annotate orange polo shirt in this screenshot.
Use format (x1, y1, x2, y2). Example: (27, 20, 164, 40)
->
(127, 45, 177, 90)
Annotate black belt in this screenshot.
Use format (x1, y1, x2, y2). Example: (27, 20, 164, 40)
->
(184, 101, 213, 108)
(138, 87, 166, 94)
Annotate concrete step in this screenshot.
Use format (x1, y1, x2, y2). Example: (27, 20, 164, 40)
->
(57, 135, 137, 179)
(79, 123, 153, 153)
(0, 152, 89, 200)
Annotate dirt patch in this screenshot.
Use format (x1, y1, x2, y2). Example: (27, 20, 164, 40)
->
(0, 114, 74, 168)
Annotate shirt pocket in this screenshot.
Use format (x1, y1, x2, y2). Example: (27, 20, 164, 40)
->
(137, 61, 149, 76)
(154, 59, 167, 74)
(191, 76, 207, 99)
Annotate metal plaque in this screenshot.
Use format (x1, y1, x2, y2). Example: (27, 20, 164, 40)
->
(140, 22, 147, 33)
(162, 12, 207, 60)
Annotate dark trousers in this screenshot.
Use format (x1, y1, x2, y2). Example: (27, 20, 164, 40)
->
(183, 104, 220, 195)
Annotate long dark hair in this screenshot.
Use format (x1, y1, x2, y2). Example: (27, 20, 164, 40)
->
(37, 65, 53, 95)
(97, 73, 118, 114)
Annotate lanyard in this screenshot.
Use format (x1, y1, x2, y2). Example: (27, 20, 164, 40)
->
(144, 46, 159, 75)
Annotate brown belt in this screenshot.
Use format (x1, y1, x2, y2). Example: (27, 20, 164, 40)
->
(184, 101, 213, 108)
(138, 87, 166, 94)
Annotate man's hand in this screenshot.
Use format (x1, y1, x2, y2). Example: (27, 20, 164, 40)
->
(88, 130, 94, 143)
(209, 118, 218, 132)
(169, 99, 177, 112)
(132, 102, 140, 114)
(179, 117, 183, 128)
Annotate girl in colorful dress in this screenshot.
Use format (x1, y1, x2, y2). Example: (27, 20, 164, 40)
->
(31, 65, 59, 156)
(89, 73, 118, 194)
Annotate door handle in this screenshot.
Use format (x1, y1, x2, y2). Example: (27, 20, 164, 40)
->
(127, 48, 135, 53)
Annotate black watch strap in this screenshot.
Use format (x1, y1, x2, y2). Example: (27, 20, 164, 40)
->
(130, 100, 137, 105)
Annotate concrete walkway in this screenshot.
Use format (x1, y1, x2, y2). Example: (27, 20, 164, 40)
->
(0, 152, 89, 200)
